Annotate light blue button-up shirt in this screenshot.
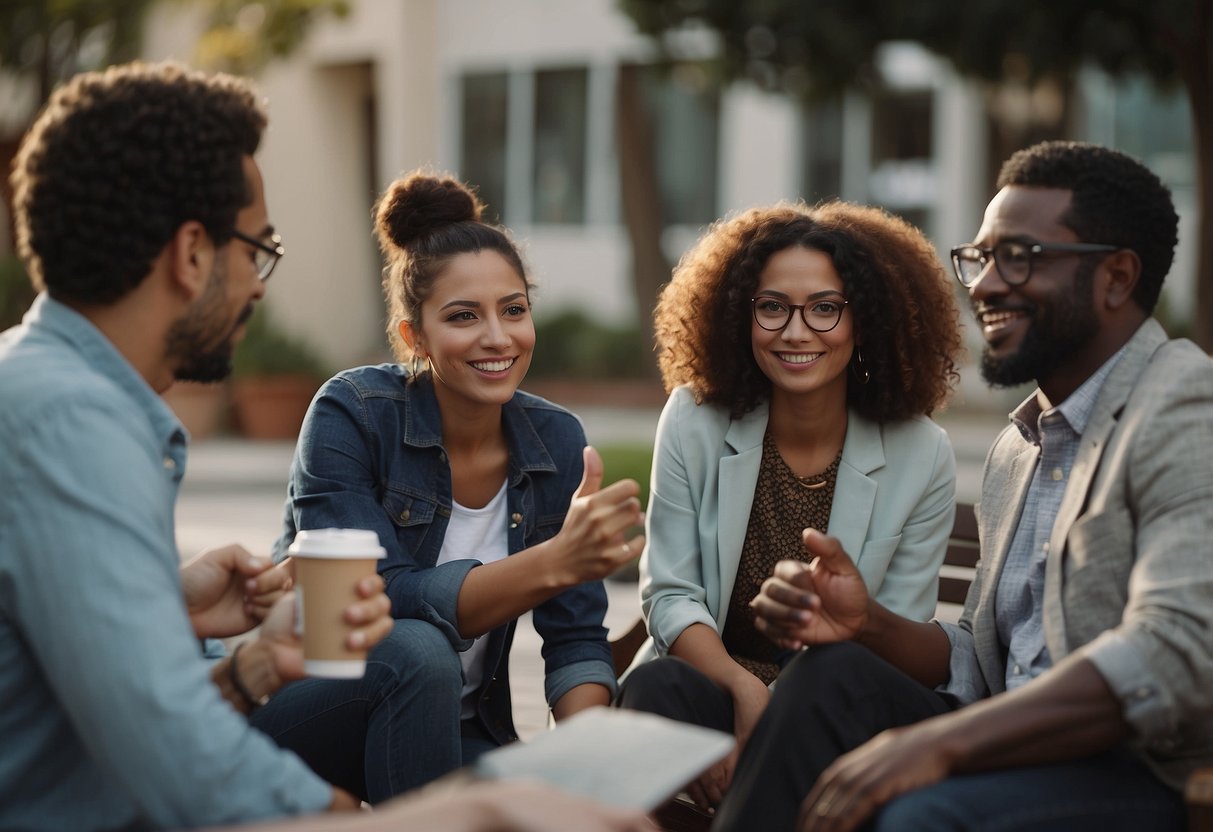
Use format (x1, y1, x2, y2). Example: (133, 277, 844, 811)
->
(0, 295, 329, 830)
(938, 346, 1125, 703)
(995, 351, 1122, 691)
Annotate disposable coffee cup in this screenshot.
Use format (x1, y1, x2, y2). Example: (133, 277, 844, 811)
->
(287, 528, 386, 678)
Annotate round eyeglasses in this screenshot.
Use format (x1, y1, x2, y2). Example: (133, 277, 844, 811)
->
(950, 240, 1118, 288)
(231, 230, 285, 282)
(751, 295, 849, 333)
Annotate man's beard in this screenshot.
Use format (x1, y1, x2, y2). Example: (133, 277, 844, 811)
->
(167, 261, 253, 383)
(979, 261, 1100, 389)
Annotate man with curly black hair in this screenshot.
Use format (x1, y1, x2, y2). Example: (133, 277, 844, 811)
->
(715, 141, 1213, 832)
(0, 61, 393, 828)
(0, 60, 655, 832)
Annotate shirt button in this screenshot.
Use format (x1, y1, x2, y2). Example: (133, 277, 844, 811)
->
(1013, 664, 1022, 675)
(438, 451, 447, 463)
(510, 512, 522, 529)
(398, 509, 410, 522)
(1042, 542, 1050, 553)
(1051, 468, 1064, 481)
(163, 456, 176, 470)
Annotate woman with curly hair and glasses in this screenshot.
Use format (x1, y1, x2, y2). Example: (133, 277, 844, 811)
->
(618, 200, 963, 812)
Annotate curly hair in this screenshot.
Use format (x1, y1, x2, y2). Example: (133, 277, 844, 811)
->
(374, 169, 530, 364)
(655, 201, 962, 423)
(997, 141, 1178, 315)
(10, 61, 266, 306)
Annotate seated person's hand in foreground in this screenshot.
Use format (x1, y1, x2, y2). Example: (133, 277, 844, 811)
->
(257, 574, 393, 683)
(750, 529, 871, 650)
(182, 544, 292, 639)
(798, 719, 956, 832)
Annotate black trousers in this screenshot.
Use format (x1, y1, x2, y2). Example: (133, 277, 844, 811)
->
(616, 655, 737, 735)
(712, 642, 955, 832)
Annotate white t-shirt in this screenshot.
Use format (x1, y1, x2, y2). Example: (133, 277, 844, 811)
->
(437, 480, 510, 718)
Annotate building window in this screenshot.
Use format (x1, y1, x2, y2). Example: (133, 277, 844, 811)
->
(640, 64, 719, 226)
(869, 88, 934, 232)
(1105, 76, 1193, 185)
(532, 67, 588, 224)
(801, 95, 843, 204)
(460, 71, 509, 222)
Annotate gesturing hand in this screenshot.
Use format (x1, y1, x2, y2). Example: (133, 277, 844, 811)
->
(181, 544, 290, 639)
(751, 529, 870, 649)
(549, 446, 645, 586)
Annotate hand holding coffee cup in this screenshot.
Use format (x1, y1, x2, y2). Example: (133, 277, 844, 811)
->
(287, 528, 387, 678)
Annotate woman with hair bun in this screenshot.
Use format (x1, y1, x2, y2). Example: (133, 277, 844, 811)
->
(617, 200, 963, 811)
(251, 170, 643, 803)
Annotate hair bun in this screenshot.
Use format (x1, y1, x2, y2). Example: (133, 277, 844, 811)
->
(375, 171, 485, 251)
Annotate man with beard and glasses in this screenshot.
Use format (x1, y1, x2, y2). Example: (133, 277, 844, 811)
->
(0, 59, 389, 830)
(710, 141, 1213, 832)
(0, 62, 649, 832)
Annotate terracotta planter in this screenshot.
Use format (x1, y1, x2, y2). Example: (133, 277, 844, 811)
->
(229, 375, 321, 440)
(162, 381, 229, 440)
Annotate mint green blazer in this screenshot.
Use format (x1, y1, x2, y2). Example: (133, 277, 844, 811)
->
(634, 385, 956, 668)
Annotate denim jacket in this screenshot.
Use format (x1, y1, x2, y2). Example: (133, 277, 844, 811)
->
(275, 364, 616, 743)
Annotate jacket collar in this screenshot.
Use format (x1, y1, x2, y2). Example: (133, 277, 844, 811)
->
(400, 374, 557, 475)
(723, 398, 885, 475)
(1042, 317, 1168, 654)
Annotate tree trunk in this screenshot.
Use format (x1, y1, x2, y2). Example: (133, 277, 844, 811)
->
(1152, 0, 1213, 350)
(1177, 0, 1213, 352)
(615, 63, 669, 379)
(1187, 91, 1213, 353)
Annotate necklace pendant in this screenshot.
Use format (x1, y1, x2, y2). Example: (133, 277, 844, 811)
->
(795, 476, 829, 490)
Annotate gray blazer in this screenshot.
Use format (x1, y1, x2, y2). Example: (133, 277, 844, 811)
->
(951, 318, 1213, 789)
(634, 385, 956, 669)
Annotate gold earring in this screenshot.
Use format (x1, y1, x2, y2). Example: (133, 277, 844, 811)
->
(852, 348, 871, 385)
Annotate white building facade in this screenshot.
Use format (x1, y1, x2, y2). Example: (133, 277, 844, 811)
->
(133, 0, 1197, 372)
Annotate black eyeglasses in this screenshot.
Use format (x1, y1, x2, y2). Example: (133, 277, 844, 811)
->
(231, 230, 285, 282)
(751, 295, 849, 333)
(950, 240, 1118, 288)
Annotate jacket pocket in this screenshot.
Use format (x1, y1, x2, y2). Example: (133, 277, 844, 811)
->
(381, 489, 436, 528)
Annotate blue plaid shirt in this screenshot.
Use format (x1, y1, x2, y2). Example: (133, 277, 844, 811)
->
(995, 348, 1126, 690)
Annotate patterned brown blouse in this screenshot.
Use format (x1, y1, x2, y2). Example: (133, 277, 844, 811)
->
(720, 430, 842, 684)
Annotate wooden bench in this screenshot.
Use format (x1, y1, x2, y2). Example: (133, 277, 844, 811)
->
(607, 501, 1213, 832)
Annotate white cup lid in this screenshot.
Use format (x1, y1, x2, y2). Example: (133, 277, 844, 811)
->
(287, 528, 386, 559)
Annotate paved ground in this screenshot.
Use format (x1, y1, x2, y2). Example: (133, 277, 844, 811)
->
(176, 402, 1009, 739)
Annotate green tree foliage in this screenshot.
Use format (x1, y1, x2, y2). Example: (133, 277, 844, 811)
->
(193, 0, 349, 74)
(618, 0, 1213, 350)
(0, 0, 348, 323)
(0, 0, 152, 104)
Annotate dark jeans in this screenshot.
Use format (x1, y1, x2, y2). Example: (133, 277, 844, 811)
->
(713, 642, 1183, 832)
(250, 618, 465, 803)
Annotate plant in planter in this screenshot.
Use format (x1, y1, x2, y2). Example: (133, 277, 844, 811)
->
(1, 255, 37, 332)
(229, 308, 330, 440)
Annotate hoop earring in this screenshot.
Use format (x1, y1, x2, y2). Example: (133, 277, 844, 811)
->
(852, 348, 871, 385)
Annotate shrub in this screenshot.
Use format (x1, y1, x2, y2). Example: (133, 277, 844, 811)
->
(231, 307, 330, 379)
(0, 256, 36, 331)
(529, 309, 653, 379)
